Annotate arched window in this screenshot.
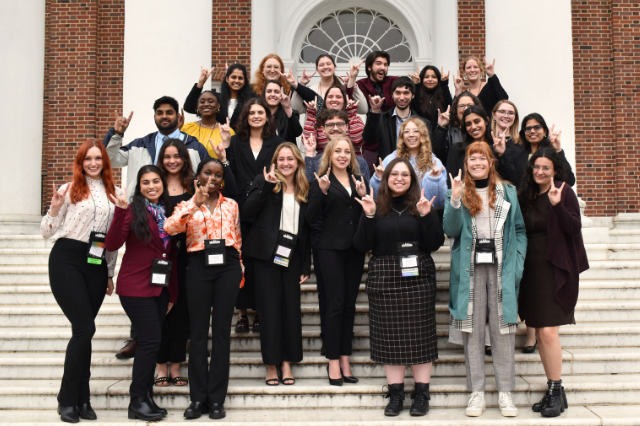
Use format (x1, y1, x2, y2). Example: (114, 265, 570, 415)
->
(299, 7, 412, 64)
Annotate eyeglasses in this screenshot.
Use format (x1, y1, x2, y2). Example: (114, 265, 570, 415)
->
(457, 103, 475, 110)
(324, 122, 347, 129)
(403, 129, 420, 135)
(532, 165, 552, 172)
(389, 172, 411, 180)
(525, 125, 543, 133)
(496, 110, 515, 116)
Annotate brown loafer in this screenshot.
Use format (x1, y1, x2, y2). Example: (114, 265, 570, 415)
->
(116, 339, 137, 359)
(252, 314, 260, 332)
(235, 315, 249, 333)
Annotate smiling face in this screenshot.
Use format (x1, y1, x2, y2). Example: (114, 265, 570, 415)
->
(226, 69, 245, 92)
(276, 147, 298, 179)
(316, 56, 335, 78)
(154, 103, 178, 133)
(524, 118, 546, 144)
(493, 102, 515, 131)
(456, 95, 475, 124)
(139, 172, 163, 204)
(83, 146, 104, 179)
(324, 88, 345, 110)
(368, 56, 389, 82)
(387, 162, 412, 196)
(393, 85, 413, 111)
(464, 113, 488, 141)
(402, 121, 421, 152)
(197, 161, 224, 195)
(248, 104, 267, 129)
(264, 82, 282, 108)
(467, 152, 491, 180)
(464, 58, 481, 82)
(323, 117, 348, 138)
(262, 58, 281, 81)
(162, 146, 184, 176)
(422, 69, 439, 90)
(197, 92, 219, 119)
(532, 157, 555, 189)
(330, 140, 352, 172)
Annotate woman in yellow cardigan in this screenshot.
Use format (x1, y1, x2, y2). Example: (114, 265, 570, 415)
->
(181, 90, 234, 157)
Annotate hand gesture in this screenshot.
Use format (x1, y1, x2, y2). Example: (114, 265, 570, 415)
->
(106, 278, 114, 296)
(264, 164, 277, 184)
(491, 130, 507, 157)
(339, 72, 350, 86)
(409, 65, 420, 84)
(346, 95, 359, 110)
(437, 106, 451, 128)
(280, 67, 298, 89)
(303, 96, 318, 113)
(213, 61, 230, 81)
(177, 108, 185, 130)
(548, 180, 565, 206)
(369, 95, 385, 114)
(194, 177, 212, 207)
(113, 110, 133, 136)
(281, 90, 292, 110)
(352, 175, 367, 198)
(441, 66, 450, 81)
(428, 160, 444, 178)
(449, 169, 463, 200)
(484, 56, 495, 78)
(299, 275, 310, 284)
(220, 117, 231, 147)
(549, 124, 562, 152)
(355, 187, 376, 216)
(374, 157, 385, 179)
(49, 183, 70, 216)
(299, 69, 317, 86)
(453, 70, 464, 94)
(302, 134, 316, 158)
(416, 189, 436, 216)
(108, 188, 128, 210)
(314, 167, 331, 194)
(349, 59, 364, 81)
(198, 66, 215, 88)
(213, 140, 227, 162)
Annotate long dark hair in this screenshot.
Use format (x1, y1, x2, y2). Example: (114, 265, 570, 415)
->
(519, 112, 551, 154)
(417, 65, 445, 120)
(451, 90, 481, 128)
(459, 105, 491, 154)
(262, 79, 286, 130)
(220, 63, 255, 115)
(156, 139, 194, 195)
(131, 165, 171, 243)
(517, 147, 567, 216)
(235, 98, 277, 140)
(376, 158, 421, 217)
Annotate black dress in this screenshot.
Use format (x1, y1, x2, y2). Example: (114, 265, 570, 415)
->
(518, 192, 576, 327)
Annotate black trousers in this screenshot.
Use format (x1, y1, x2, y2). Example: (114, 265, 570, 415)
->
(48, 238, 107, 407)
(317, 247, 365, 360)
(186, 248, 242, 404)
(119, 289, 168, 400)
(310, 219, 326, 338)
(254, 254, 303, 365)
(235, 221, 256, 310)
(156, 256, 189, 364)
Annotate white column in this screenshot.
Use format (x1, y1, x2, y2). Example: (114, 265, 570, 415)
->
(251, 0, 277, 75)
(432, 0, 459, 88)
(0, 0, 46, 233)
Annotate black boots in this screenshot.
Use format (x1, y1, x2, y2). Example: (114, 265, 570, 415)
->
(77, 403, 97, 420)
(184, 401, 209, 419)
(128, 395, 165, 421)
(540, 380, 568, 417)
(409, 383, 430, 416)
(209, 402, 226, 420)
(57, 405, 79, 423)
(383, 383, 405, 416)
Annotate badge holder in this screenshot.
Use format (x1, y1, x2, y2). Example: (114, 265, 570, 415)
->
(87, 231, 107, 265)
(273, 231, 298, 267)
(475, 238, 496, 264)
(397, 241, 420, 277)
(205, 239, 226, 266)
(150, 259, 172, 287)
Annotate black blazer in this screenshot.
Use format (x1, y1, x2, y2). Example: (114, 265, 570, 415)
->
(226, 134, 285, 214)
(273, 107, 303, 143)
(242, 175, 311, 275)
(307, 171, 368, 251)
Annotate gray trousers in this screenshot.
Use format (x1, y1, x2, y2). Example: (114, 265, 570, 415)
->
(462, 263, 516, 392)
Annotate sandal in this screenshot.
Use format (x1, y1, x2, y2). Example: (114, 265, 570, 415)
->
(171, 376, 189, 386)
(235, 315, 249, 333)
(265, 378, 280, 386)
(281, 377, 295, 385)
(154, 377, 170, 387)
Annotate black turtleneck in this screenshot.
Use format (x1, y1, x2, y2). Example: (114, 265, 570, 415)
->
(474, 177, 489, 189)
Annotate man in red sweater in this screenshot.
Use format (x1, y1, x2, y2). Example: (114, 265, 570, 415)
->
(355, 51, 399, 113)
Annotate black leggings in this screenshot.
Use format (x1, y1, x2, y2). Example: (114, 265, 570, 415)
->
(48, 238, 107, 407)
(235, 221, 256, 311)
(186, 248, 242, 404)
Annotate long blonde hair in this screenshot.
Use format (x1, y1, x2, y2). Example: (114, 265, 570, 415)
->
(318, 137, 361, 177)
(491, 100, 521, 145)
(396, 117, 433, 178)
(271, 142, 309, 203)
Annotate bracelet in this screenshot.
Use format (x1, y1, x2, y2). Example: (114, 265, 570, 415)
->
(222, 160, 230, 167)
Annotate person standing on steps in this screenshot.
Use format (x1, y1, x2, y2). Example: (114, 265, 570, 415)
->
(453, 55, 508, 115)
(243, 143, 312, 387)
(409, 65, 453, 125)
(252, 54, 291, 99)
(353, 158, 445, 417)
(307, 136, 368, 386)
(180, 90, 236, 157)
(443, 142, 527, 418)
(517, 147, 588, 418)
(42, 140, 121, 423)
(355, 50, 399, 112)
(261, 79, 303, 143)
(164, 157, 242, 420)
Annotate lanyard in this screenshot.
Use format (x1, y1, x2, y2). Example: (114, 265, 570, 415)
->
(89, 186, 113, 233)
(279, 194, 298, 235)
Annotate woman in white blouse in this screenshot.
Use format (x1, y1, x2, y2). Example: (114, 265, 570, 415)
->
(41, 140, 122, 423)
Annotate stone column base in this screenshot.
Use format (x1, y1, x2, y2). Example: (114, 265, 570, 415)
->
(0, 215, 43, 235)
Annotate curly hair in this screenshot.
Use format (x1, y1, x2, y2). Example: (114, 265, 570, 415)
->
(376, 158, 421, 217)
(450, 90, 481, 129)
(517, 147, 567, 216)
(396, 117, 433, 178)
(462, 142, 502, 217)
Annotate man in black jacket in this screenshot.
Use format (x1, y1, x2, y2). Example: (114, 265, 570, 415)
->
(362, 77, 447, 163)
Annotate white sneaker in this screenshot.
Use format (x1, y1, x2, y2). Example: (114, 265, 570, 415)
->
(465, 391, 486, 417)
(498, 391, 518, 417)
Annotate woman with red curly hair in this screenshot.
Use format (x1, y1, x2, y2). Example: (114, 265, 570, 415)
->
(41, 139, 123, 423)
(253, 54, 291, 97)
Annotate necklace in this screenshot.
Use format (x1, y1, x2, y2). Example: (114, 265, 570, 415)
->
(199, 120, 217, 129)
(392, 205, 408, 216)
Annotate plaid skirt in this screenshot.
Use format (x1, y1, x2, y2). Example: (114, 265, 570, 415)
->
(366, 253, 438, 365)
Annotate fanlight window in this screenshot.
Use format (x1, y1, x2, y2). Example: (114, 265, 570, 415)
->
(299, 8, 412, 63)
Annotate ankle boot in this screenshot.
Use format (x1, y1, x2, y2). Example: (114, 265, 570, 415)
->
(541, 380, 564, 417)
(409, 383, 430, 416)
(383, 384, 405, 417)
(146, 392, 167, 417)
(57, 405, 79, 423)
(128, 395, 164, 421)
(532, 380, 551, 412)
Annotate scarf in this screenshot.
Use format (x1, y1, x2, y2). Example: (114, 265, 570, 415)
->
(146, 200, 171, 250)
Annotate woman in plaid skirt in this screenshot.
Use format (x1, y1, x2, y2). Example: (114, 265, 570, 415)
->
(353, 158, 445, 417)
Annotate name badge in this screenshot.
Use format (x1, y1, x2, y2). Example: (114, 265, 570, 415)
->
(475, 238, 496, 264)
(397, 241, 420, 277)
(273, 231, 298, 267)
(87, 231, 106, 265)
(150, 258, 172, 287)
(205, 239, 226, 266)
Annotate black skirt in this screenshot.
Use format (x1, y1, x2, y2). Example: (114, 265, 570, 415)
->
(366, 253, 438, 365)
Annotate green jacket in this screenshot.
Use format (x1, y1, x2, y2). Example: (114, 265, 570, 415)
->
(443, 183, 527, 324)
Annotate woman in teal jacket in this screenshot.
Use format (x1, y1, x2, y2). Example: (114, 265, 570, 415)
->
(443, 142, 527, 418)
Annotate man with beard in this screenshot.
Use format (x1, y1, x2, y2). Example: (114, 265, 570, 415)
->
(104, 96, 209, 199)
(355, 51, 398, 113)
(362, 77, 447, 162)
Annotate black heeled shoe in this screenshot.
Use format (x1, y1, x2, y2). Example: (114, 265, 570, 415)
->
(326, 365, 343, 386)
(77, 402, 97, 420)
(184, 401, 209, 419)
(340, 368, 359, 384)
(209, 402, 226, 420)
(523, 338, 538, 354)
(57, 405, 79, 423)
(146, 393, 167, 417)
(128, 395, 164, 421)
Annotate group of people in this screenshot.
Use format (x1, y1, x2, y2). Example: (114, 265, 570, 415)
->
(41, 49, 588, 423)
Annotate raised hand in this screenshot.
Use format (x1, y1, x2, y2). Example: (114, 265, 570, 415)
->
(213, 61, 230, 81)
(194, 177, 212, 207)
(549, 124, 562, 152)
(369, 95, 385, 114)
(441, 66, 450, 81)
(339, 71, 350, 86)
(281, 90, 292, 112)
(303, 96, 318, 113)
(177, 108, 185, 130)
(484, 56, 496, 78)
(409, 65, 420, 84)
(213, 140, 227, 162)
(49, 183, 70, 216)
(198, 66, 215, 88)
(299, 69, 317, 86)
(416, 188, 436, 216)
(349, 59, 364, 80)
(280, 67, 298, 89)
(491, 130, 507, 157)
(437, 105, 451, 128)
(454, 70, 464, 95)
(314, 167, 331, 194)
(449, 169, 464, 200)
(548, 180, 565, 206)
(353, 175, 367, 197)
(302, 134, 317, 158)
(355, 186, 376, 216)
(428, 160, 444, 178)
(113, 110, 133, 136)
(220, 117, 231, 147)
(374, 157, 385, 179)
(108, 188, 128, 210)
(346, 95, 359, 110)
(263, 164, 277, 184)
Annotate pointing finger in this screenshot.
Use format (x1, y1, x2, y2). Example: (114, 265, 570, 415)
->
(559, 182, 566, 193)
(449, 173, 454, 183)
(270, 164, 276, 174)
(421, 188, 425, 198)
(429, 196, 436, 204)
(314, 172, 320, 181)
(458, 169, 462, 179)
(128, 111, 134, 121)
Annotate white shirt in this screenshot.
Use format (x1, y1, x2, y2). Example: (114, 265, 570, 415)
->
(280, 193, 300, 235)
(228, 98, 238, 119)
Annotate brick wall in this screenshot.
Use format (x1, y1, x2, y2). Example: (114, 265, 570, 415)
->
(457, 1, 485, 72)
(211, 1, 252, 80)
